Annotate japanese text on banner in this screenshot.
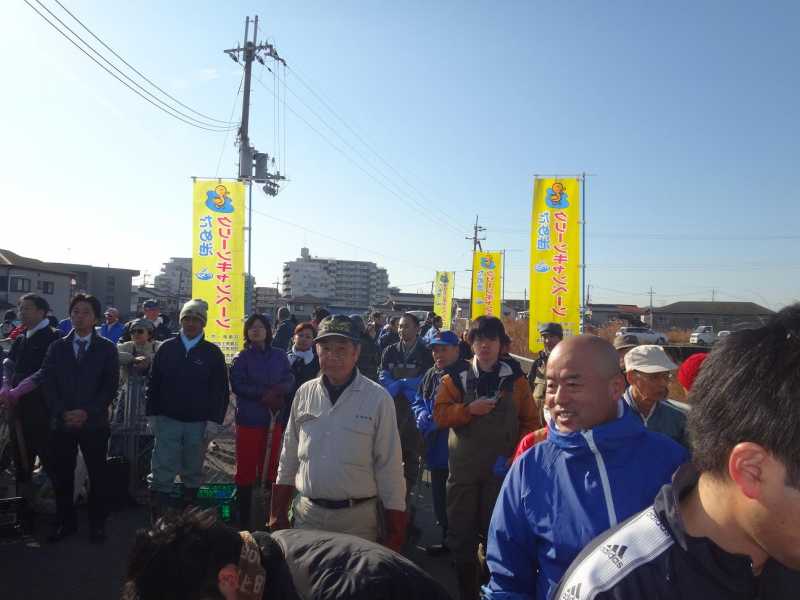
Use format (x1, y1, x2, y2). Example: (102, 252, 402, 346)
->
(192, 180, 246, 362)
(529, 177, 581, 353)
(471, 252, 503, 318)
(433, 271, 455, 330)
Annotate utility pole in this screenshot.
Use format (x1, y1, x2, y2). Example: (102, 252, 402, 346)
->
(648, 286, 655, 328)
(466, 215, 486, 320)
(225, 16, 287, 316)
(466, 214, 486, 252)
(711, 288, 716, 302)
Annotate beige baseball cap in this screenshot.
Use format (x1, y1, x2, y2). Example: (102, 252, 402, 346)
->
(624, 344, 677, 373)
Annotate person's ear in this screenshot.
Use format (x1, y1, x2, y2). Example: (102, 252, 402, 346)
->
(728, 442, 769, 500)
(609, 373, 627, 400)
(625, 370, 635, 386)
(218, 564, 239, 599)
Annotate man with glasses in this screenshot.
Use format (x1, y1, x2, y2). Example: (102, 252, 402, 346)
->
(270, 315, 407, 551)
(624, 344, 688, 447)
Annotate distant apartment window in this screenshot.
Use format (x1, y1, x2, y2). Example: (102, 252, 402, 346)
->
(0, 276, 7, 291)
(10, 277, 31, 292)
(36, 280, 55, 295)
(106, 276, 116, 290)
(106, 296, 115, 305)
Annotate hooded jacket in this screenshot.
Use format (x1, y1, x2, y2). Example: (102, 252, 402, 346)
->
(553, 463, 800, 600)
(230, 345, 294, 427)
(252, 528, 452, 600)
(483, 403, 688, 600)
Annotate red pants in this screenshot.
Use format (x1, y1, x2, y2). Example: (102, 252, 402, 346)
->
(235, 423, 284, 486)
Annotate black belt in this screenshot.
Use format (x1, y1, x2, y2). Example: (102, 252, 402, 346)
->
(307, 496, 375, 510)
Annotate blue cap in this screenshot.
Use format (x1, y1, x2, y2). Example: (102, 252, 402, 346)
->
(429, 331, 459, 346)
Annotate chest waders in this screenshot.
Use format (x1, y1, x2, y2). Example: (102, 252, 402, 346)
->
(447, 367, 521, 596)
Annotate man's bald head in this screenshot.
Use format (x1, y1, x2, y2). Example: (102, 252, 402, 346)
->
(548, 335, 622, 379)
(545, 335, 627, 432)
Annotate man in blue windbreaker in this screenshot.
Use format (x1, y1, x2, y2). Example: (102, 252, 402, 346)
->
(410, 330, 466, 556)
(483, 335, 688, 600)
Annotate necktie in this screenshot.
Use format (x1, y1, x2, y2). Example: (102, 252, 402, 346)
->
(77, 340, 88, 364)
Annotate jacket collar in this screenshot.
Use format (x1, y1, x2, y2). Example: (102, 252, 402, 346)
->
(469, 356, 513, 379)
(654, 463, 779, 594)
(546, 401, 643, 452)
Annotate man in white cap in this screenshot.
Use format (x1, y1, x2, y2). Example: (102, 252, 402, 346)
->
(624, 344, 688, 447)
(145, 299, 230, 519)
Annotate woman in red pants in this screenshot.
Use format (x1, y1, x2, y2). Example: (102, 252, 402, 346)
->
(230, 314, 293, 529)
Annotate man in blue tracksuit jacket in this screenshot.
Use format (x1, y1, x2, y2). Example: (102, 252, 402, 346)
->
(483, 336, 688, 600)
(410, 330, 466, 556)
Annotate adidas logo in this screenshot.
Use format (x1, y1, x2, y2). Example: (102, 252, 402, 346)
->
(601, 543, 628, 569)
(561, 582, 582, 600)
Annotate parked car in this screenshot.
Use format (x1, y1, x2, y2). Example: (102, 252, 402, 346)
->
(690, 325, 715, 345)
(615, 326, 668, 345)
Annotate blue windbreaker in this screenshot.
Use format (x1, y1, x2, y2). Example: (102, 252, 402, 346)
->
(483, 402, 688, 600)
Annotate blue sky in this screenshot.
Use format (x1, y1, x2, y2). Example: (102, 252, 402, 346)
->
(3, 0, 799, 311)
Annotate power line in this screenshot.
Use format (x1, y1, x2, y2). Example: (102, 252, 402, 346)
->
(286, 64, 471, 234)
(252, 74, 465, 237)
(267, 67, 463, 236)
(51, 0, 236, 125)
(215, 74, 245, 177)
(25, 0, 236, 132)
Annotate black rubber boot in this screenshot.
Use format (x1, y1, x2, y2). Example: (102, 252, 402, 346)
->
(237, 485, 253, 531)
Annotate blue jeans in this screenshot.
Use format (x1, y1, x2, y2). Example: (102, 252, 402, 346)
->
(149, 416, 207, 493)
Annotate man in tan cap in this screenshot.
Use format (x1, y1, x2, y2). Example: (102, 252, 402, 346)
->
(146, 299, 229, 519)
(623, 344, 688, 447)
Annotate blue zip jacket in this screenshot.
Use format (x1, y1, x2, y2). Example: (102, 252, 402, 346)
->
(410, 364, 458, 470)
(483, 403, 688, 600)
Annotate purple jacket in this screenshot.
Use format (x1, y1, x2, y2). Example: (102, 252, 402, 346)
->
(230, 345, 294, 427)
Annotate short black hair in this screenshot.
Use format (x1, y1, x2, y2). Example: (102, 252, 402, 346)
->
(688, 303, 800, 487)
(126, 508, 241, 600)
(313, 307, 330, 322)
(243, 313, 273, 349)
(19, 293, 50, 314)
(401, 313, 420, 327)
(467, 316, 510, 346)
(69, 293, 101, 319)
(389, 316, 399, 326)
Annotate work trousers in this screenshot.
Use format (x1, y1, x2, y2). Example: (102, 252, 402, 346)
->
(9, 397, 52, 484)
(293, 496, 380, 542)
(51, 426, 109, 526)
(430, 467, 449, 534)
(446, 475, 503, 563)
(149, 416, 207, 494)
(234, 422, 283, 486)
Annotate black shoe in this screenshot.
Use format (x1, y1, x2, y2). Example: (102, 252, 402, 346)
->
(89, 523, 106, 544)
(425, 543, 450, 557)
(48, 521, 78, 543)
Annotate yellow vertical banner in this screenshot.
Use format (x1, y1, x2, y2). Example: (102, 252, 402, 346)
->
(471, 252, 503, 318)
(529, 177, 581, 352)
(192, 179, 246, 362)
(433, 271, 455, 330)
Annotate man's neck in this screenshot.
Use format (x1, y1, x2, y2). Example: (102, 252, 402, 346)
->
(325, 369, 355, 387)
(107, 320, 118, 327)
(477, 358, 498, 372)
(74, 328, 93, 338)
(630, 386, 663, 416)
(181, 330, 201, 341)
(680, 473, 769, 573)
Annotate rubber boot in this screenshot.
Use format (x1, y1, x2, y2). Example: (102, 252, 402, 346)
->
(182, 487, 199, 510)
(150, 491, 171, 524)
(237, 485, 253, 531)
(455, 561, 480, 600)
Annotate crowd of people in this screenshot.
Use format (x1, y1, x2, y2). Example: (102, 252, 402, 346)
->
(2, 294, 800, 600)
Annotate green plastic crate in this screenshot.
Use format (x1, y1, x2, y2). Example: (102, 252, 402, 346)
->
(196, 483, 238, 523)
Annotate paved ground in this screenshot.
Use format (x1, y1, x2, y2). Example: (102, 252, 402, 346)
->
(0, 433, 458, 599)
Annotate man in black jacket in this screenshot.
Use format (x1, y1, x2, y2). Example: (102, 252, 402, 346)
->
(271, 306, 293, 351)
(555, 303, 800, 600)
(39, 293, 119, 543)
(123, 508, 452, 600)
(146, 299, 229, 519)
(0, 293, 61, 532)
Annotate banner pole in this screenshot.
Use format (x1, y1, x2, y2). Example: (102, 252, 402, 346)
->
(247, 178, 253, 316)
(580, 173, 587, 330)
(501, 250, 506, 318)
